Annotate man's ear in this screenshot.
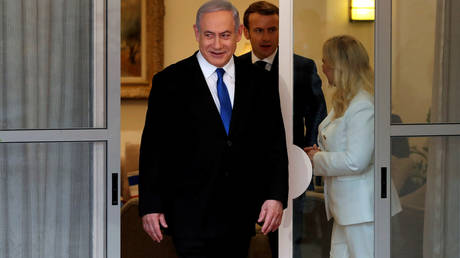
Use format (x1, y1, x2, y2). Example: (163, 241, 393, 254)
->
(236, 24, 243, 42)
(193, 24, 200, 42)
(243, 26, 250, 40)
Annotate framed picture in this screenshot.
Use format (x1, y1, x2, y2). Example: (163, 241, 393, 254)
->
(121, 0, 164, 98)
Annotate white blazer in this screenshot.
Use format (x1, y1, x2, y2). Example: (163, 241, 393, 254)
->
(314, 90, 374, 225)
(314, 90, 401, 225)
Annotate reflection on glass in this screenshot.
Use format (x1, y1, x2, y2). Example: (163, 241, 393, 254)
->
(391, 0, 460, 124)
(295, 35, 377, 258)
(391, 136, 460, 258)
(293, 0, 375, 257)
(0, 142, 101, 258)
(0, 0, 98, 129)
(296, 188, 333, 258)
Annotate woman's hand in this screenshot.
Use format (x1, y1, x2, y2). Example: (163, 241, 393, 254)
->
(304, 144, 320, 166)
(304, 144, 320, 154)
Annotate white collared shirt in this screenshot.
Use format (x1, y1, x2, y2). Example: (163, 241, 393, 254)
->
(196, 51, 235, 112)
(251, 48, 278, 71)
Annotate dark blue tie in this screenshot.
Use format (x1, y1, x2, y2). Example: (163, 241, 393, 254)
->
(216, 68, 232, 134)
(255, 60, 268, 70)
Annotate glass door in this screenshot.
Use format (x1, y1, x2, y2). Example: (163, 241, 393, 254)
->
(280, 0, 376, 257)
(375, 0, 460, 257)
(276, 0, 460, 257)
(0, 0, 120, 257)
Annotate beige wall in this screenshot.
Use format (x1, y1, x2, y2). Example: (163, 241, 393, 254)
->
(392, 0, 435, 124)
(293, 0, 374, 112)
(121, 0, 436, 153)
(121, 99, 147, 157)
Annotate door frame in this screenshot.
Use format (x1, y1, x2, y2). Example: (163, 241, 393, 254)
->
(0, 0, 120, 257)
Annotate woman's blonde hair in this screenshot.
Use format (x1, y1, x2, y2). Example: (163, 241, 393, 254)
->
(323, 35, 374, 119)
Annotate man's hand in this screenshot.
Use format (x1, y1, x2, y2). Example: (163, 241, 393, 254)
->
(258, 200, 283, 235)
(142, 213, 168, 243)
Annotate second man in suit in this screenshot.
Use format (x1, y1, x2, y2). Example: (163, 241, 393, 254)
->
(239, 1, 327, 257)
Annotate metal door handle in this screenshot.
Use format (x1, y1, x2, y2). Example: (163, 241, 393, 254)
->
(112, 173, 118, 205)
(381, 167, 387, 198)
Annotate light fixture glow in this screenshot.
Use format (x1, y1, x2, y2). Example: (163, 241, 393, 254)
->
(350, 0, 375, 21)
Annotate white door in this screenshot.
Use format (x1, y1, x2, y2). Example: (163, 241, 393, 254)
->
(0, 0, 120, 257)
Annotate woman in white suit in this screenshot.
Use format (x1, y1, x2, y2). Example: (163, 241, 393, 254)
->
(306, 35, 378, 258)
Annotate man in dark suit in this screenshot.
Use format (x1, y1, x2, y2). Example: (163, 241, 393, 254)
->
(138, 1, 288, 257)
(239, 2, 327, 257)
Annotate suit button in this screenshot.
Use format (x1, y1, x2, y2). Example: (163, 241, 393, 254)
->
(227, 140, 232, 147)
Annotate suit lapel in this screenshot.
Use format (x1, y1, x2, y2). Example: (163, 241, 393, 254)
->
(188, 53, 229, 137)
(186, 53, 254, 138)
(271, 51, 279, 75)
(229, 57, 251, 138)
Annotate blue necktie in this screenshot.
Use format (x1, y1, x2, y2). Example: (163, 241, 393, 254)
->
(216, 68, 232, 134)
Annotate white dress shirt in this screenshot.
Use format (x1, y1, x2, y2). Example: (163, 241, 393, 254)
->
(251, 48, 278, 71)
(196, 51, 235, 112)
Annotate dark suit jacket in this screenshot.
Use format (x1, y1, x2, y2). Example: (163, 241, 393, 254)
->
(139, 52, 288, 239)
(239, 51, 327, 148)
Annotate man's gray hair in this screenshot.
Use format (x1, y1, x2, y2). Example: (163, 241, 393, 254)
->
(196, 0, 240, 32)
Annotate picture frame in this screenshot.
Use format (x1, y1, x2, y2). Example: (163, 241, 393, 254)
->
(121, 0, 164, 99)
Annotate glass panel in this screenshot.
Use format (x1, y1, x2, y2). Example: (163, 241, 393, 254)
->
(391, 0, 460, 124)
(296, 189, 333, 258)
(0, 142, 105, 258)
(0, 0, 104, 129)
(294, 1, 375, 258)
(391, 136, 460, 257)
(293, 0, 374, 113)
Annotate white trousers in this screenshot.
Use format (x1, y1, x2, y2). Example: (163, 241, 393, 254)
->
(330, 221, 374, 258)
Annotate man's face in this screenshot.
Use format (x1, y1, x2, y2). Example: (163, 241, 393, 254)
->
(194, 10, 242, 67)
(244, 13, 279, 59)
